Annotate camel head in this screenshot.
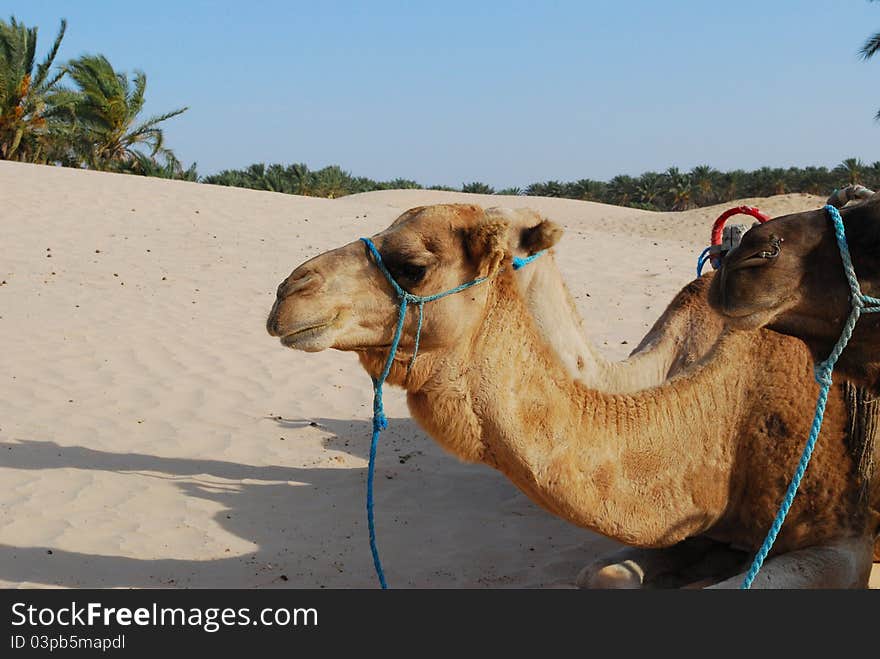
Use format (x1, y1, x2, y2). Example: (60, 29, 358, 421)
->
(267, 204, 562, 384)
(708, 197, 880, 377)
(708, 206, 831, 332)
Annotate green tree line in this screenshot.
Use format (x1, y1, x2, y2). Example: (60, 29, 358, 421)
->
(203, 160, 880, 210)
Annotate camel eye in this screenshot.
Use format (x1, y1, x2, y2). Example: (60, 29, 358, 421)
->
(385, 258, 427, 284)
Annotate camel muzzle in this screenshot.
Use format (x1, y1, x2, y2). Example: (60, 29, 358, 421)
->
(266, 266, 328, 337)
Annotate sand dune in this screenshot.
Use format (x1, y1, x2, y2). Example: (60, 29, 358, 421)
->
(0, 161, 873, 588)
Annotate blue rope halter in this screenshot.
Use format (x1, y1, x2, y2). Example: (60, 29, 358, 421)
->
(696, 246, 712, 277)
(358, 236, 544, 588)
(740, 204, 880, 588)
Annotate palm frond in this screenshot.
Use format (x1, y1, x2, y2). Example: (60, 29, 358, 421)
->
(130, 107, 188, 133)
(33, 18, 66, 88)
(861, 32, 880, 59)
(40, 66, 66, 93)
(128, 70, 146, 117)
(22, 23, 37, 80)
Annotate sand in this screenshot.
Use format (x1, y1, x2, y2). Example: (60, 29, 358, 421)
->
(0, 161, 875, 588)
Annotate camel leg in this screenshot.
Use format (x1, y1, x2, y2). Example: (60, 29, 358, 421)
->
(707, 537, 874, 589)
(576, 538, 744, 589)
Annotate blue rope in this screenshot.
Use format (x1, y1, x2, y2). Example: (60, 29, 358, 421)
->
(512, 250, 545, 270)
(740, 205, 880, 588)
(696, 246, 712, 276)
(358, 237, 544, 588)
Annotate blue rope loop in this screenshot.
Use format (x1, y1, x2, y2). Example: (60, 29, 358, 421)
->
(696, 246, 712, 277)
(358, 236, 544, 588)
(740, 204, 872, 588)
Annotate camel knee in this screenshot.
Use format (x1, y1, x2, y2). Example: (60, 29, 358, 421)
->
(576, 560, 645, 589)
(708, 538, 874, 589)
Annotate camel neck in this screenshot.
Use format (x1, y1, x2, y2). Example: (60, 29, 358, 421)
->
(517, 259, 611, 384)
(407, 272, 741, 547)
(521, 258, 719, 393)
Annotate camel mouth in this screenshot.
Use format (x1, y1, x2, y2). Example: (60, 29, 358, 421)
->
(717, 302, 763, 319)
(279, 314, 340, 350)
(718, 304, 780, 330)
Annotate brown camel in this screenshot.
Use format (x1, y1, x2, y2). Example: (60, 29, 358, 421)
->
(482, 209, 749, 586)
(503, 207, 879, 585)
(268, 204, 878, 588)
(708, 194, 880, 389)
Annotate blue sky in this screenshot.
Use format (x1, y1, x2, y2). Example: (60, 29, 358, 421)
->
(13, 1, 880, 187)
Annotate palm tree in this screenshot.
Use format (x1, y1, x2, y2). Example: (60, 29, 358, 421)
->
(690, 165, 717, 206)
(203, 168, 253, 188)
(749, 167, 784, 197)
(125, 150, 198, 181)
(868, 161, 880, 190)
(525, 181, 565, 197)
(770, 167, 789, 195)
(461, 181, 495, 194)
(862, 1, 880, 118)
(635, 171, 664, 207)
(566, 179, 605, 201)
(312, 165, 354, 198)
(607, 174, 638, 206)
(56, 54, 187, 170)
(834, 157, 866, 185)
(288, 164, 306, 193)
(664, 167, 693, 210)
(264, 163, 301, 193)
(382, 178, 422, 190)
(0, 17, 68, 161)
(799, 166, 832, 195)
(716, 169, 745, 201)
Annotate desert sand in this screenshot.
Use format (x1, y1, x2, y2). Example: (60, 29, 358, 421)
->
(1, 161, 875, 588)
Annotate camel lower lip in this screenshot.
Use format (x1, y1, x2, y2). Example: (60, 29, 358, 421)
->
(719, 304, 760, 319)
(280, 321, 333, 346)
(720, 306, 776, 329)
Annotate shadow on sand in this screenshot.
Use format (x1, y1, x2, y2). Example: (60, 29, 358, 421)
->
(0, 418, 611, 588)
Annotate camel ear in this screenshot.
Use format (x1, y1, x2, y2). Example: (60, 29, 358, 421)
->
(520, 219, 563, 254)
(464, 220, 511, 278)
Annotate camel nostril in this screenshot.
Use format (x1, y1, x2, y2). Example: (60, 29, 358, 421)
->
(278, 269, 323, 299)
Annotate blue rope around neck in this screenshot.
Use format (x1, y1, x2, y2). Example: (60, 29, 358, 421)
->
(358, 237, 544, 588)
(740, 205, 880, 589)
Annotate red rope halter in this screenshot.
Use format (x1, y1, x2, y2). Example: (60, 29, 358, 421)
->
(709, 206, 771, 268)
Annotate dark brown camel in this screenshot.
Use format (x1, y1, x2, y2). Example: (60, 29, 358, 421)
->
(709, 194, 880, 390)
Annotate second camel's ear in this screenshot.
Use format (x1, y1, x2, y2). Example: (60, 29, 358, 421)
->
(464, 220, 511, 278)
(520, 219, 563, 254)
